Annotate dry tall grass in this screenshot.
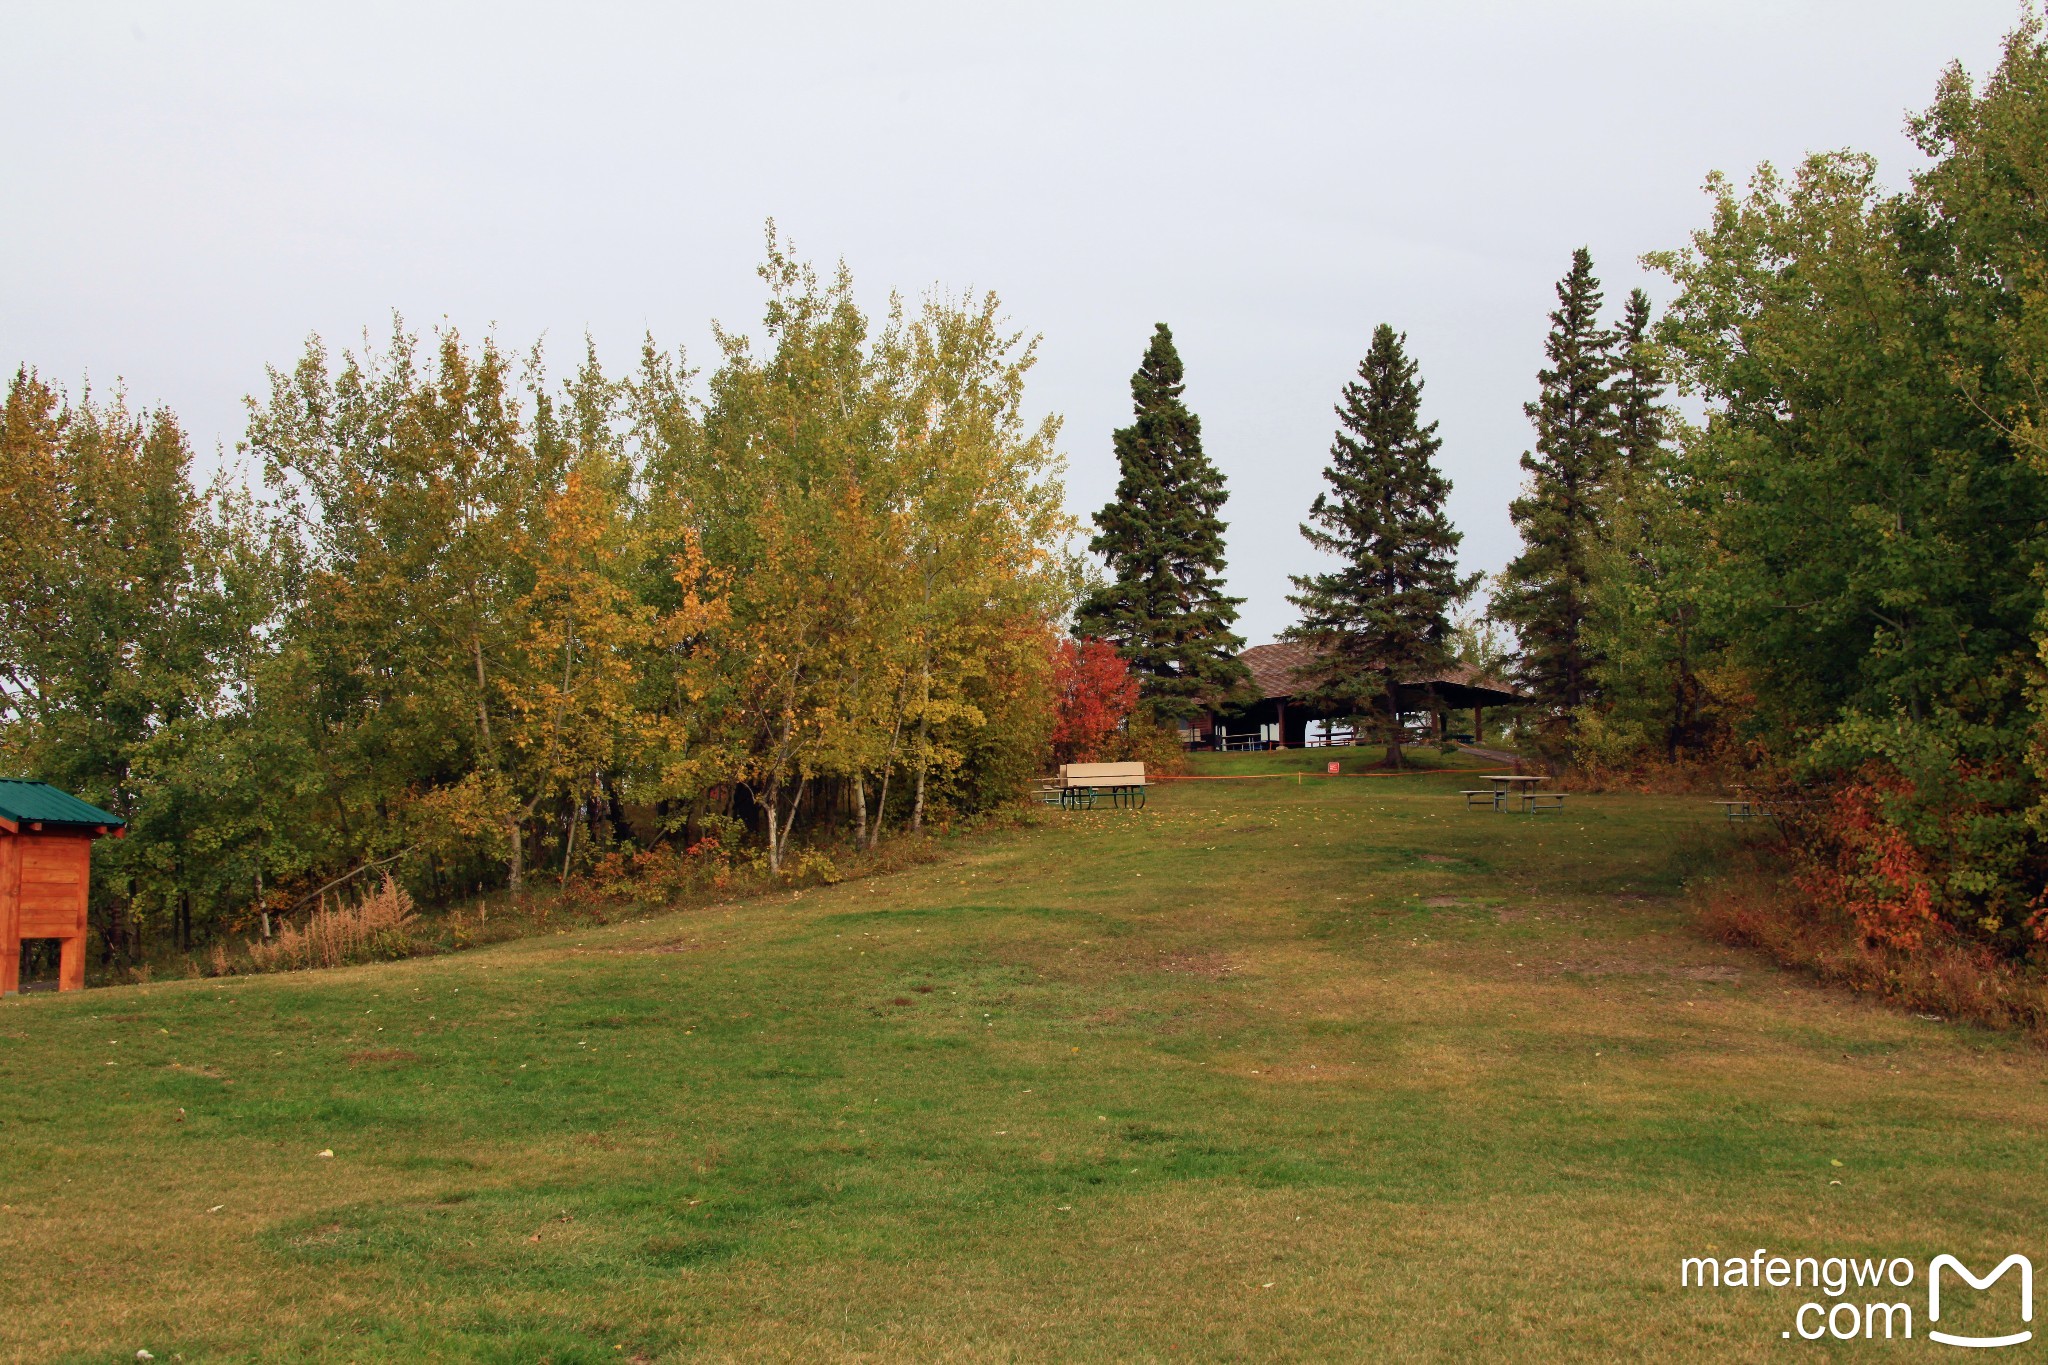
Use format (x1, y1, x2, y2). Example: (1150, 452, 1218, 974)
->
(246, 875, 420, 973)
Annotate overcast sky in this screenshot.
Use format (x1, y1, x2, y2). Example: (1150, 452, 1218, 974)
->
(1, 2, 2022, 643)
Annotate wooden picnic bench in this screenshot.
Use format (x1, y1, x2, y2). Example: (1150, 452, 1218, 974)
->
(1058, 761, 1148, 810)
(1460, 774, 1553, 812)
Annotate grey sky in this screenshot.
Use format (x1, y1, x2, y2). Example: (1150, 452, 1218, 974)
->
(2, 2, 2020, 643)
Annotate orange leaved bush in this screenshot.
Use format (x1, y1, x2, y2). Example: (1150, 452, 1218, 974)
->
(1793, 768, 1946, 952)
(1049, 638, 1139, 765)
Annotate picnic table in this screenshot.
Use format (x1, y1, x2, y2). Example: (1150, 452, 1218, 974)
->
(1055, 761, 1148, 810)
(1711, 790, 1816, 822)
(1460, 774, 1564, 813)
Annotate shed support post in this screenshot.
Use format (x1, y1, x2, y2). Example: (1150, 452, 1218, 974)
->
(0, 837, 16, 996)
(58, 935, 83, 992)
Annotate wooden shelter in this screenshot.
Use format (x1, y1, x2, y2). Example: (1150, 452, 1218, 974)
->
(0, 781, 126, 994)
(1188, 642, 1524, 750)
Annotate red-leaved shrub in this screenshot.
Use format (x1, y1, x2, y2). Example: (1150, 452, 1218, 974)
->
(1049, 637, 1139, 765)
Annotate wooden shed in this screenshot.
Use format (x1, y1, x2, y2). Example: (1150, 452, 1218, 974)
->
(0, 781, 126, 994)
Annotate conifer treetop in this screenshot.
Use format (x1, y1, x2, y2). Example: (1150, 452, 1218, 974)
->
(1284, 324, 1475, 763)
(1495, 246, 1621, 718)
(1076, 323, 1247, 723)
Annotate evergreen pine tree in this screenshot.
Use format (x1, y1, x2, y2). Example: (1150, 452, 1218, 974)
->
(1076, 323, 1247, 723)
(1283, 324, 1477, 767)
(1495, 247, 1617, 720)
(1610, 287, 1666, 477)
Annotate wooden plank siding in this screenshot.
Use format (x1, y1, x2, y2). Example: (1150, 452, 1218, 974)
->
(18, 838, 88, 938)
(2, 833, 94, 992)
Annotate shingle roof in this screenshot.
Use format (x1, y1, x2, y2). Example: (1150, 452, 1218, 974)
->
(1238, 642, 1523, 703)
(0, 780, 126, 833)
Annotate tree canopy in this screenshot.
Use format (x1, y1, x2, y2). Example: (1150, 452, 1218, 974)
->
(0, 234, 1075, 959)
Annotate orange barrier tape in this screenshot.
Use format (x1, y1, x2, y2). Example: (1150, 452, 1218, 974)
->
(1152, 770, 1467, 782)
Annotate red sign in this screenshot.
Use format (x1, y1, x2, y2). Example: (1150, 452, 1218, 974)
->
(1326, 761, 1340, 775)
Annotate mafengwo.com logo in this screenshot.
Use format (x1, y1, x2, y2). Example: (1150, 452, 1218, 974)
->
(1681, 1249, 2033, 1345)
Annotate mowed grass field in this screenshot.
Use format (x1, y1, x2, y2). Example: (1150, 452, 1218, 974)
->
(5, 756, 2045, 1362)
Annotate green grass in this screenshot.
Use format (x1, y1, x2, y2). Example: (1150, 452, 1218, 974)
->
(3, 761, 2042, 1361)
(1180, 743, 1495, 775)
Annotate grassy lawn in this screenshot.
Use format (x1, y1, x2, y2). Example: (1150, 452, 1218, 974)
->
(1180, 743, 1495, 776)
(4, 758, 2044, 1361)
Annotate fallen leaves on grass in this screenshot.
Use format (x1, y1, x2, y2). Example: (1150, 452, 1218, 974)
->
(1155, 951, 1237, 979)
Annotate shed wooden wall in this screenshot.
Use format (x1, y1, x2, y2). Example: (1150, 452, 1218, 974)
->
(1, 832, 92, 993)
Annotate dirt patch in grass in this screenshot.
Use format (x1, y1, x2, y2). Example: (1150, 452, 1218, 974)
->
(1545, 959, 1741, 982)
(1155, 951, 1237, 979)
(346, 1048, 420, 1065)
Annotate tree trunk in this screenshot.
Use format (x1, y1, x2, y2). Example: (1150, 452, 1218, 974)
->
(911, 716, 930, 833)
(508, 817, 526, 893)
(560, 798, 580, 884)
(471, 634, 496, 760)
(853, 770, 869, 848)
(1384, 677, 1404, 770)
(910, 657, 932, 833)
(868, 709, 905, 850)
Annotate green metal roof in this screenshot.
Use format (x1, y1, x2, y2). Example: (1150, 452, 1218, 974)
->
(0, 780, 126, 832)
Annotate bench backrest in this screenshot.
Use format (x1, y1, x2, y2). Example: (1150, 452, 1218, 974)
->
(1060, 761, 1147, 787)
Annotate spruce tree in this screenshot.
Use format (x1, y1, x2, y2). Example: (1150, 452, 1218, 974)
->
(1283, 325, 1476, 767)
(1075, 323, 1247, 724)
(1495, 247, 1616, 720)
(1610, 287, 1666, 477)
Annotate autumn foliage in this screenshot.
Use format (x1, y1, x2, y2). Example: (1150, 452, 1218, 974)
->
(0, 233, 1076, 964)
(1049, 638, 1139, 764)
(1791, 769, 1946, 952)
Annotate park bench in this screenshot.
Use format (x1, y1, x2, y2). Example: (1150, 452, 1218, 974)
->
(1524, 792, 1567, 813)
(1714, 798, 1754, 820)
(1460, 789, 1501, 810)
(1059, 761, 1148, 810)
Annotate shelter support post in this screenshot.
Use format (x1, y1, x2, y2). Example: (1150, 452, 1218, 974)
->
(0, 837, 16, 996)
(1473, 706, 1484, 745)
